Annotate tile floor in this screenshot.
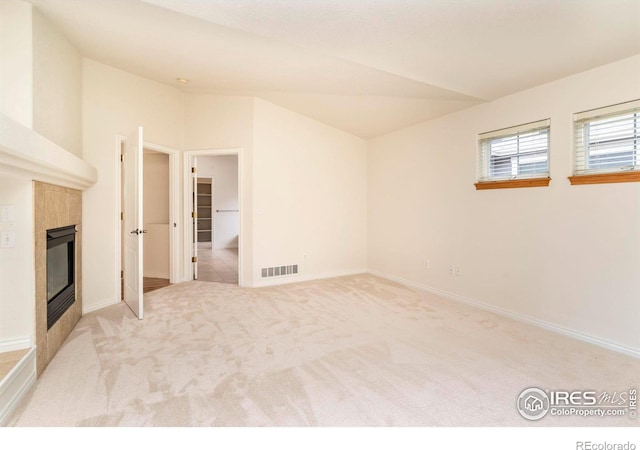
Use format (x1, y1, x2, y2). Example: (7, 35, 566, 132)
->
(196, 246, 238, 284)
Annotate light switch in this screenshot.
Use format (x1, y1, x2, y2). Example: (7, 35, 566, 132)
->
(0, 205, 15, 222)
(1, 231, 15, 248)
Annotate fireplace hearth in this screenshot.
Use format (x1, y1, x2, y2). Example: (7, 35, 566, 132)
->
(46, 225, 76, 329)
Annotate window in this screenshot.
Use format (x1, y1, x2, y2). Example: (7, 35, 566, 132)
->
(476, 119, 550, 190)
(570, 100, 640, 185)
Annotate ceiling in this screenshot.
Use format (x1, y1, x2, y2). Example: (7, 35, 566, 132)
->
(28, 0, 640, 138)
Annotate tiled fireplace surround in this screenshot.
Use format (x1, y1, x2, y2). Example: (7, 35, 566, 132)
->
(34, 182, 83, 377)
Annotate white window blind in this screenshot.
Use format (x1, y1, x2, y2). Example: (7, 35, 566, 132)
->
(478, 119, 550, 182)
(573, 100, 640, 175)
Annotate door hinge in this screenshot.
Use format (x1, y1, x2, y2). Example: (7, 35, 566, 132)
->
(120, 154, 124, 162)
(191, 167, 197, 173)
(120, 212, 124, 220)
(121, 270, 124, 279)
(192, 256, 198, 263)
(192, 211, 197, 219)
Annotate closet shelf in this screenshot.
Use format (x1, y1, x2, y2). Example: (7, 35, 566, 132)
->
(196, 177, 212, 243)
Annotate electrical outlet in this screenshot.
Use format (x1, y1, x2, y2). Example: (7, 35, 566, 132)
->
(455, 266, 461, 276)
(424, 259, 430, 269)
(448, 265, 454, 275)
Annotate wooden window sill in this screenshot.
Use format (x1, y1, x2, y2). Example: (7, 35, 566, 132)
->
(474, 177, 551, 190)
(568, 172, 640, 185)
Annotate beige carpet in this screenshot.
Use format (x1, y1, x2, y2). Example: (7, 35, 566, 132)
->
(8, 274, 640, 426)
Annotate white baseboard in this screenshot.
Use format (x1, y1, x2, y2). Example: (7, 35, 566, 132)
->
(82, 297, 120, 315)
(0, 338, 31, 353)
(369, 269, 640, 360)
(252, 268, 367, 288)
(0, 347, 36, 426)
(143, 271, 169, 279)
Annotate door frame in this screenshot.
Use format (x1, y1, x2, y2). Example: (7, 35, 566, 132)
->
(115, 136, 181, 303)
(183, 148, 244, 286)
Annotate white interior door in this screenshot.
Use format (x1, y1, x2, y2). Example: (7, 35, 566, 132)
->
(192, 157, 198, 279)
(123, 126, 144, 319)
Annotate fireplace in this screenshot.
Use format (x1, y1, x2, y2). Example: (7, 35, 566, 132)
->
(46, 225, 76, 329)
(34, 182, 83, 376)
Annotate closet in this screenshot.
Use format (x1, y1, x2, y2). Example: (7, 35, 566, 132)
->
(197, 177, 212, 244)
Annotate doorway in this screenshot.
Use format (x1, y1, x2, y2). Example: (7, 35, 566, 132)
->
(194, 155, 239, 284)
(184, 149, 243, 286)
(141, 148, 171, 292)
(117, 137, 180, 306)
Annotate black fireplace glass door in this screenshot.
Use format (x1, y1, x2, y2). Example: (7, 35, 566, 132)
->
(47, 242, 72, 301)
(46, 225, 76, 329)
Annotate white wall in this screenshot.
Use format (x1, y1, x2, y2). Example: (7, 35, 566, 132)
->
(0, 2, 82, 156)
(183, 95, 255, 151)
(253, 99, 367, 285)
(197, 155, 239, 249)
(0, 0, 33, 128)
(0, 3, 84, 350)
(368, 55, 640, 353)
(183, 94, 254, 283)
(0, 0, 35, 344)
(82, 59, 183, 312)
(32, 8, 83, 157)
(143, 151, 169, 278)
(0, 175, 34, 347)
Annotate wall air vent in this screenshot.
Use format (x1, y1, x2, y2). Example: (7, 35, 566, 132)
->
(261, 264, 298, 278)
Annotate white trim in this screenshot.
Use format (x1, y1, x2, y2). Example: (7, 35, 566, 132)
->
(184, 149, 244, 286)
(142, 142, 181, 285)
(0, 338, 31, 353)
(82, 297, 120, 315)
(142, 271, 170, 279)
(0, 347, 36, 426)
(253, 269, 367, 288)
(210, 176, 216, 248)
(368, 269, 640, 360)
(0, 114, 97, 190)
(478, 118, 550, 140)
(574, 99, 640, 121)
(115, 135, 125, 312)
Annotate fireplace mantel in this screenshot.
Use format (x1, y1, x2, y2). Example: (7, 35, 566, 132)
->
(0, 114, 97, 190)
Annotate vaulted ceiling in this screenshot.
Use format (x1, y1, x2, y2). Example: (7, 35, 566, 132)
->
(28, 0, 640, 138)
